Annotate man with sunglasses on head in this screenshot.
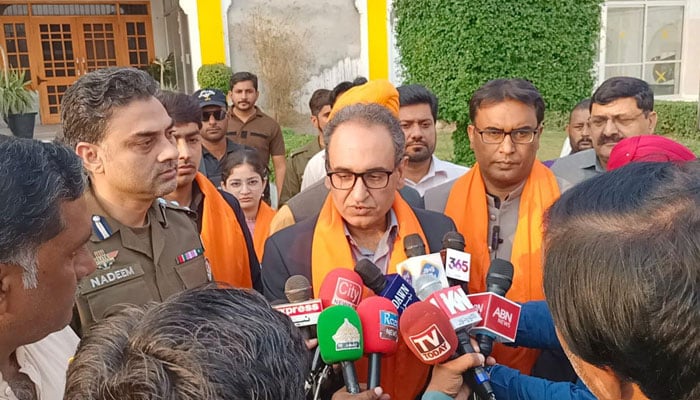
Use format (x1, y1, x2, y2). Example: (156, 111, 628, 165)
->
(425, 79, 571, 377)
(194, 88, 243, 187)
(550, 77, 657, 185)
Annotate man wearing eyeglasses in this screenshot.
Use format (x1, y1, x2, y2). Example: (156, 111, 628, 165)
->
(194, 88, 243, 187)
(425, 79, 569, 376)
(262, 103, 456, 399)
(550, 77, 657, 184)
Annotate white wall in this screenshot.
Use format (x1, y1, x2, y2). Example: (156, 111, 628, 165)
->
(680, 0, 700, 98)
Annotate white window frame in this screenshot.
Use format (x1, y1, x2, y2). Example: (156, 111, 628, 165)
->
(598, 0, 687, 98)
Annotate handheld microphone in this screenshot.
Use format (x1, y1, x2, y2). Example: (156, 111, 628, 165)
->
(317, 305, 364, 394)
(441, 231, 471, 292)
(273, 276, 323, 339)
(398, 234, 449, 287)
(318, 269, 364, 309)
(399, 301, 458, 364)
(403, 233, 426, 258)
(415, 274, 496, 400)
(355, 259, 418, 315)
(357, 296, 399, 389)
(468, 259, 521, 357)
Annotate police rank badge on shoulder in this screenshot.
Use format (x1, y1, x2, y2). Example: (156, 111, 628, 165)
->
(93, 249, 119, 270)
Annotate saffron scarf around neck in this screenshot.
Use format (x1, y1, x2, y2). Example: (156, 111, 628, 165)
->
(310, 192, 427, 297)
(252, 200, 276, 262)
(310, 191, 431, 400)
(195, 173, 253, 288)
(444, 161, 560, 374)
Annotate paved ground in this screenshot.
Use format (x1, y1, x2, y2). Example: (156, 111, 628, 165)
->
(0, 121, 61, 142)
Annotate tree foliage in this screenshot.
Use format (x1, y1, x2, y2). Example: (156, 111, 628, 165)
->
(394, 0, 603, 164)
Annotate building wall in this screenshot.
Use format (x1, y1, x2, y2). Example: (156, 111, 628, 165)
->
(681, 0, 699, 98)
(226, 0, 362, 116)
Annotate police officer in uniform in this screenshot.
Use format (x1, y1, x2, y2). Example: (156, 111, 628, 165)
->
(61, 67, 210, 333)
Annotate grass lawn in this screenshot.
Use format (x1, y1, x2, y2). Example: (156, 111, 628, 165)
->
(283, 123, 700, 165)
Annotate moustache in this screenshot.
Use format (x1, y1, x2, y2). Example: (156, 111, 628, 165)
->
(577, 138, 593, 145)
(597, 133, 622, 146)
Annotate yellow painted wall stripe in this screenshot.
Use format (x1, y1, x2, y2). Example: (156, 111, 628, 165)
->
(367, 0, 388, 80)
(197, 0, 226, 64)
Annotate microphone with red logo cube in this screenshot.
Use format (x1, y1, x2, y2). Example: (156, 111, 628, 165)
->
(356, 296, 399, 389)
(399, 301, 458, 365)
(318, 268, 364, 309)
(467, 258, 521, 358)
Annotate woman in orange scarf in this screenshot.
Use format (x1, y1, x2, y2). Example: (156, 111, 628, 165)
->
(221, 148, 276, 262)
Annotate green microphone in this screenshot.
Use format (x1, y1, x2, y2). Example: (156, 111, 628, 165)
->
(317, 305, 364, 394)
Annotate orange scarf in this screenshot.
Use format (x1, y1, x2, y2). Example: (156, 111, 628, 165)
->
(444, 161, 560, 374)
(311, 193, 430, 400)
(196, 173, 253, 288)
(311, 192, 427, 294)
(252, 201, 276, 262)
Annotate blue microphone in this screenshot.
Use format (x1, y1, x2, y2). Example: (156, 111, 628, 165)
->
(355, 259, 418, 315)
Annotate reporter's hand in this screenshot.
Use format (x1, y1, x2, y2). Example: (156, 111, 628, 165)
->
(426, 353, 485, 399)
(425, 338, 497, 400)
(332, 386, 390, 400)
(305, 338, 318, 350)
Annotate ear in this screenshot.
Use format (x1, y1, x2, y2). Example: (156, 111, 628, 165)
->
(0, 263, 22, 318)
(467, 125, 476, 150)
(324, 175, 331, 190)
(647, 111, 658, 133)
(75, 142, 104, 175)
(395, 156, 408, 189)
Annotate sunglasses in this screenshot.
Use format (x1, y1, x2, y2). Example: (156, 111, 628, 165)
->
(202, 109, 227, 121)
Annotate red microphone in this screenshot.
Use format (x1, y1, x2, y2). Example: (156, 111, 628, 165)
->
(399, 301, 458, 364)
(357, 296, 399, 389)
(318, 269, 364, 309)
(467, 259, 521, 356)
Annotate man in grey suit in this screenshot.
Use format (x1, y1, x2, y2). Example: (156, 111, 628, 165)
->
(550, 77, 657, 185)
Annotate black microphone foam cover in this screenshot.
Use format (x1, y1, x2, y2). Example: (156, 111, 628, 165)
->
(354, 259, 386, 294)
(441, 231, 465, 251)
(284, 275, 313, 303)
(404, 234, 426, 258)
(485, 258, 514, 296)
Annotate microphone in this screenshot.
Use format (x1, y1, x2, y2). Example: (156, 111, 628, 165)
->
(416, 274, 496, 400)
(467, 259, 521, 357)
(317, 305, 364, 394)
(356, 296, 399, 389)
(355, 259, 418, 315)
(273, 275, 323, 340)
(441, 231, 471, 292)
(399, 301, 458, 364)
(398, 234, 449, 287)
(403, 233, 426, 257)
(318, 268, 364, 309)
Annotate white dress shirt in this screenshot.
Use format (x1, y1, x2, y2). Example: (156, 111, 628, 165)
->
(300, 150, 327, 191)
(0, 326, 79, 400)
(404, 155, 468, 196)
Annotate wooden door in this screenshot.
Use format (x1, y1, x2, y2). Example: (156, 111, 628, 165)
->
(31, 17, 81, 124)
(79, 18, 119, 73)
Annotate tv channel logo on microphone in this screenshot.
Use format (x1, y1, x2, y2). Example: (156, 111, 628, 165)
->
(408, 324, 453, 362)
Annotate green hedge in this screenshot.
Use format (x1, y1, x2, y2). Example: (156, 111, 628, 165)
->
(655, 101, 699, 139)
(197, 63, 232, 93)
(395, 0, 602, 165)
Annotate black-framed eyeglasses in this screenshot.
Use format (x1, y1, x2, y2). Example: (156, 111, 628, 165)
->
(326, 170, 394, 190)
(474, 126, 539, 144)
(202, 109, 227, 122)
